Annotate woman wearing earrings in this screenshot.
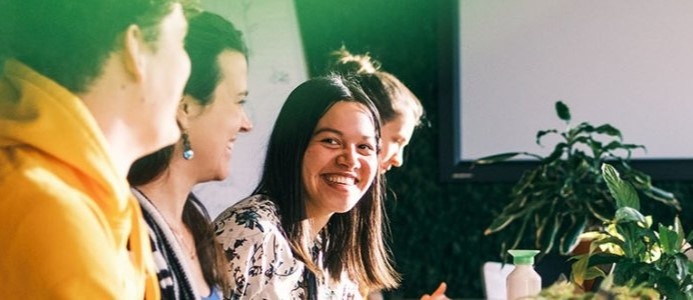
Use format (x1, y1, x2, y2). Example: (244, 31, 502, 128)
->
(214, 75, 399, 299)
(127, 12, 252, 299)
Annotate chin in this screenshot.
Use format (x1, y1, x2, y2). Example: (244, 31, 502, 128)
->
(152, 127, 181, 152)
(213, 169, 230, 181)
(335, 201, 361, 213)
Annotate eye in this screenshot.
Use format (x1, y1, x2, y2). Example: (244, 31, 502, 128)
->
(237, 99, 247, 105)
(320, 138, 340, 146)
(358, 143, 376, 152)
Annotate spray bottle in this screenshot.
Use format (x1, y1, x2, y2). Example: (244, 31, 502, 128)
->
(506, 249, 541, 300)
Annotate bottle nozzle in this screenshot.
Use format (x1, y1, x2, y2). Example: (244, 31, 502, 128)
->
(508, 249, 540, 265)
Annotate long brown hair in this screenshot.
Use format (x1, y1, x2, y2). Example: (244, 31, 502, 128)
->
(254, 75, 400, 291)
(127, 11, 247, 295)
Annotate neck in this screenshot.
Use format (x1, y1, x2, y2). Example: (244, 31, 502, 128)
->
(78, 55, 148, 177)
(135, 171, 196, 223)
(305, 208, 333, 241)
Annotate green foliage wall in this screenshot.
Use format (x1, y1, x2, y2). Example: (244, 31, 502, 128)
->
(294, 0, 693, 297)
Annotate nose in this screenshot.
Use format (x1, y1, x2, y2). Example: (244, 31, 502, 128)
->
(338, 146, 361, 170)
(391, 149, 405, 168)
(239, 109, 253, 133)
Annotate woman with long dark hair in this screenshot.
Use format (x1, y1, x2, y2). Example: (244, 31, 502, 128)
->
(214, 75, 399, 299)
(128, 11, 252, 299)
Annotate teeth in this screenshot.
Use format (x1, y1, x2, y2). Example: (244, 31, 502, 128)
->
(325, 175, 355, 185)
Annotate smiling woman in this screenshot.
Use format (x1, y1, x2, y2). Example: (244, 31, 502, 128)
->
(302, 101, 379, 219)
(127, 11, 252, 300)
(214, 75, 399, 299)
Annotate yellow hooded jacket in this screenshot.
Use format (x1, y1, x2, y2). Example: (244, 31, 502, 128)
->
(0, 60, 160, 299)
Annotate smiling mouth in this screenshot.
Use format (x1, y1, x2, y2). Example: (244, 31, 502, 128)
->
(324, 175, 357, 185)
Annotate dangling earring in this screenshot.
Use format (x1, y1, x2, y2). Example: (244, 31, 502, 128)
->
(182, 131, 194, 160)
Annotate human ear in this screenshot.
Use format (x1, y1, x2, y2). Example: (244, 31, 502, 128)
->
(121, 24, 145, 82)
(176, 96, 191, 129)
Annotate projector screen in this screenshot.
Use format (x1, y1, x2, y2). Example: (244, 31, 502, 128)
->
(440, 0, 693, 181)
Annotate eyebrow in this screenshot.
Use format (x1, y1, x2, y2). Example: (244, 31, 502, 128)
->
(313, 127, 375, 140)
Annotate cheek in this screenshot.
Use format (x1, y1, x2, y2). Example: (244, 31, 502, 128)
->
(362, 155, 379, 176)
(379, 142, 397, 161)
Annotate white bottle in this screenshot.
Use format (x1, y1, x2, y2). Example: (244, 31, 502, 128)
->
(506, 250, 541, 300)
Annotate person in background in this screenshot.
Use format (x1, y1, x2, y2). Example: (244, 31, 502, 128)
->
(329, 47, 424, 174)
(0, 0, 193, 298)
(214, 75, 399, 299)
(127, 11, 252, 300)
(330, 48, 448, 300)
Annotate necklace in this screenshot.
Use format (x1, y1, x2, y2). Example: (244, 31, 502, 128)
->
(135, 188, 197, 261)
(167, 223, 197, 261)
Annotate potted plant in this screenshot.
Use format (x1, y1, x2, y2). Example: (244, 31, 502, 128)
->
(570, 163, 693, 299)
(475, 101, 680, 258)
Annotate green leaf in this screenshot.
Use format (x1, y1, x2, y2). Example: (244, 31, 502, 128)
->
(555, 101, 570, 122)
(473, 152, 522, 165)
(536, 129, 558, 146)
(570, 254, 590, 285)
(587, 252, 623, 267)
(659, 225, 681, 255)
(559, 216, 588, 255)
(673, 216, 685, 241)
(543, 143, 567, 163)
(614, 207, 646, 223)
(539, 214, 561, 255)
(641, 186, 681, 211)
(484, 213, 516, 235)
(602, 163, 640, 210)
(585, 201, 613, 222)
(656, 277, 684, 300)
(594, 124, 623, 140)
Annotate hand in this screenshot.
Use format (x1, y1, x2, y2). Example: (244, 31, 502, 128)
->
(420, 282, 449, 300)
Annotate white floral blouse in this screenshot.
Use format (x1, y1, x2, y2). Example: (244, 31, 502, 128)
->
(214, 195, 362, 300)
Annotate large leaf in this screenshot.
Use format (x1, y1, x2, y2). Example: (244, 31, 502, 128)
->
(602, 163, 640, 210)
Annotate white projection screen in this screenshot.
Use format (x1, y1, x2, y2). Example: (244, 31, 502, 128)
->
(440, 0, 693, 181)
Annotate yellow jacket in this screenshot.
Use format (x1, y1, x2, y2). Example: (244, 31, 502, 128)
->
(0, 60, 160, 299)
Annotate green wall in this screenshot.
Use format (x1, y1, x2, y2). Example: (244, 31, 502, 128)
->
(294, 1, 693, 298)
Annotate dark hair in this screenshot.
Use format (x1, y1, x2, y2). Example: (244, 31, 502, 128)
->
(329, 47, 424, 125)
(184, 11, 248, 105)
(2, 0, 198, 93)
(127, 11, 247, 294)
(254, 74, 400, 291)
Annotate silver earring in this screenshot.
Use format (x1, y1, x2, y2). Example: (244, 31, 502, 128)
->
(182, 131, 194, 160)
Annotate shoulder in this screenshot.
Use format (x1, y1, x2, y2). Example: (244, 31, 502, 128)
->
(214, 194, 282, 238)
(0, 163, 134, 298)
(215, 197, 305, 299)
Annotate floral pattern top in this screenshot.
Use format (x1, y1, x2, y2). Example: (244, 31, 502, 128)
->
(214, 195, 362, 300)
